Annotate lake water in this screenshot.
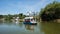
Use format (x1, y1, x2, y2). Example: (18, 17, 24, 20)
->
(0, 21, 60, 34)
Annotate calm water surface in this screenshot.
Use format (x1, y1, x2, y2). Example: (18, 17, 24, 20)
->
(0, 21, 60, 34)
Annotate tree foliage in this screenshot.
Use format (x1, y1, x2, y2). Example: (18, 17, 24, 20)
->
(18, 13, 25, 19)
(0, 15, 3, 19)
(40, 1, 60, 21)
(0, 13, 26, 21)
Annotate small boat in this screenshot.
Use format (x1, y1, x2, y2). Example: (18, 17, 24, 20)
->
(15, 17, 19, 24)
(23, 17, 37, 25)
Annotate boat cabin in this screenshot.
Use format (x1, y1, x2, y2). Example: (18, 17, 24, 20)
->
(24, 17, 37, 25)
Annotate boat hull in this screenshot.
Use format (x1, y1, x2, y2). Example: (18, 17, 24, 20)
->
(23, 22, 37, 25)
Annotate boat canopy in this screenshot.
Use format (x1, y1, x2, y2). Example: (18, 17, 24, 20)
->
(24, 17, 33, 19)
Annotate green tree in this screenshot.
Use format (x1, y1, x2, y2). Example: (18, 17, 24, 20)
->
(40, 1, 60, 21)
(0, 15, 3, 19)
(18, 13, 25, 19)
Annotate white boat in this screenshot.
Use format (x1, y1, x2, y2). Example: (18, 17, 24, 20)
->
(15, 17, 19, 23)
(23, 17, 37, 25)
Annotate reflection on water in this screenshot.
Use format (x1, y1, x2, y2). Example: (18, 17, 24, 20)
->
(0, 21, 41, 34)
(0, 21, 60, 34)
(25, 25, 35, 31)
(41, 22, 60, 34)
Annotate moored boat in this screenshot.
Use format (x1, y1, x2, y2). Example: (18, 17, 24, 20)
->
(23, 17, 37, 25)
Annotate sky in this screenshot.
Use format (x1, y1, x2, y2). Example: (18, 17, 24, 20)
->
(0, 0, 60, 15)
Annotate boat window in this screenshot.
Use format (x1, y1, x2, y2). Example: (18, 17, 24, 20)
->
(31, 19, 33, 21)
(25, 19, 30, 22)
